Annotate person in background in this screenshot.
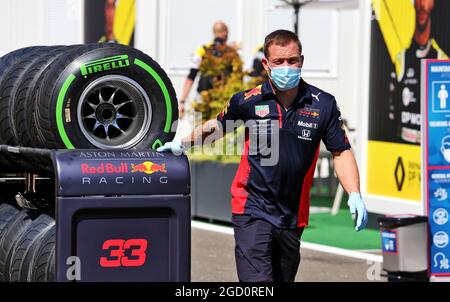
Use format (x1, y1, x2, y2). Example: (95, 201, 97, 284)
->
(178, 21, 232, 119)
(245, 45, 267, 79)
(98, 0, 117, 43)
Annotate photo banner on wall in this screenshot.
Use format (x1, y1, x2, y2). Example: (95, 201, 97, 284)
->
(84, 0, 135, 46)
(367, 0, 450, 202)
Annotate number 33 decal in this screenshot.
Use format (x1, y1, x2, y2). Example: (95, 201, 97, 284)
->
(100, 239, 148, 267)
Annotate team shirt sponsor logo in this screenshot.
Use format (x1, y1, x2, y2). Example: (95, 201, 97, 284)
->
(298, 129, 312, 141)
(255, 105, 270, 118)
(311, 92, 321, 102)
(244, 85, 262, 100)
(302, 129, 311, 137)
(297, 120, 318, 129)
(297, 108, 320, 119)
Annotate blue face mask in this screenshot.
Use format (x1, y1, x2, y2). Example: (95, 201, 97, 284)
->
(268, 65, 302, 91)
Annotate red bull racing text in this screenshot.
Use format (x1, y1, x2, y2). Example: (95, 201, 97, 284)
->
(81, 161, 168, 185)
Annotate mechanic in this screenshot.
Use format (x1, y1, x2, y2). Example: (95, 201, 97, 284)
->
(245, 45, 267, 79)
(159, 29, 368, 282)
(389, 0, 448, 144)
(178, 21, 234, 118)
(99, 0, 117, 43)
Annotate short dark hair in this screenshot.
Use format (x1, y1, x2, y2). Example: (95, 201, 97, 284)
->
(263, 29, 302, 58)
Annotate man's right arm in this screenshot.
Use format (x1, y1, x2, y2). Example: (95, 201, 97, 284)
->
(156, 118, 224, 154)
(181, 119, 224, 150)
(157, 92, 243, 153)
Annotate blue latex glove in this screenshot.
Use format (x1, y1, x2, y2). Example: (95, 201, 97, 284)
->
(347, 192, 368, 232)
(156, 140, 185, 155)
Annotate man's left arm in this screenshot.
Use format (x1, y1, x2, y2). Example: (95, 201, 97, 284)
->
(332, 149, 367, 231)
(332, 149, 359, 194)
(323, 98, 368, 231)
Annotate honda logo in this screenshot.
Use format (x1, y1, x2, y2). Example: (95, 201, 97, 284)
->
(302, 129, 311, 138)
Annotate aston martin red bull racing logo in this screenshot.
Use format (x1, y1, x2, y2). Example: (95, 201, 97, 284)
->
(244, 85, 262, 100)
(131, 161, 167, 175)
(297, 108, 320, 119)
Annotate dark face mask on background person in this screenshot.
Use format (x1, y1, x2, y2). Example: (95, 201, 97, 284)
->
(214, 37, 225, 45)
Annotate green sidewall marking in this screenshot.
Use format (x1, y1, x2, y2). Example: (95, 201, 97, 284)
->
(56, 74, 76, 149)
(152, 139, 163, 150)
(134, 59, 172, 133)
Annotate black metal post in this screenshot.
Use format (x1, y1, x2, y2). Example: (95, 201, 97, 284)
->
(294, 3, 300, 35)
(281, 0, 315, 36)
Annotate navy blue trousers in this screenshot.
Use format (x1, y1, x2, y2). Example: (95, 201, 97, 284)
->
(232, 214, 304, 282)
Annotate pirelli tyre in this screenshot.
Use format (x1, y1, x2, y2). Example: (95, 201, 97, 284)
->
(0, 209, 32, 282)
(0, 203, 19, 236)
(0, 46, 55, 146)
(0, 46, 45, 170)
(13, 46, 70, 147)
(0, 203, 19, 247)
(0, 203, 19, 273)
(30, 43, 178, 150)
(9, 213, 54, 282)
(0, 46, 42, 82)
(31, 225, 55, 282)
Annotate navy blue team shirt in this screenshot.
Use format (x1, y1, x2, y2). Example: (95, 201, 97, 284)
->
(216, 79, 351, 229)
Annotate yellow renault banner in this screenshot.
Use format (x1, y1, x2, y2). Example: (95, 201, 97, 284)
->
(368, 0, 449, 202)
(367, 141, 421, 201)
